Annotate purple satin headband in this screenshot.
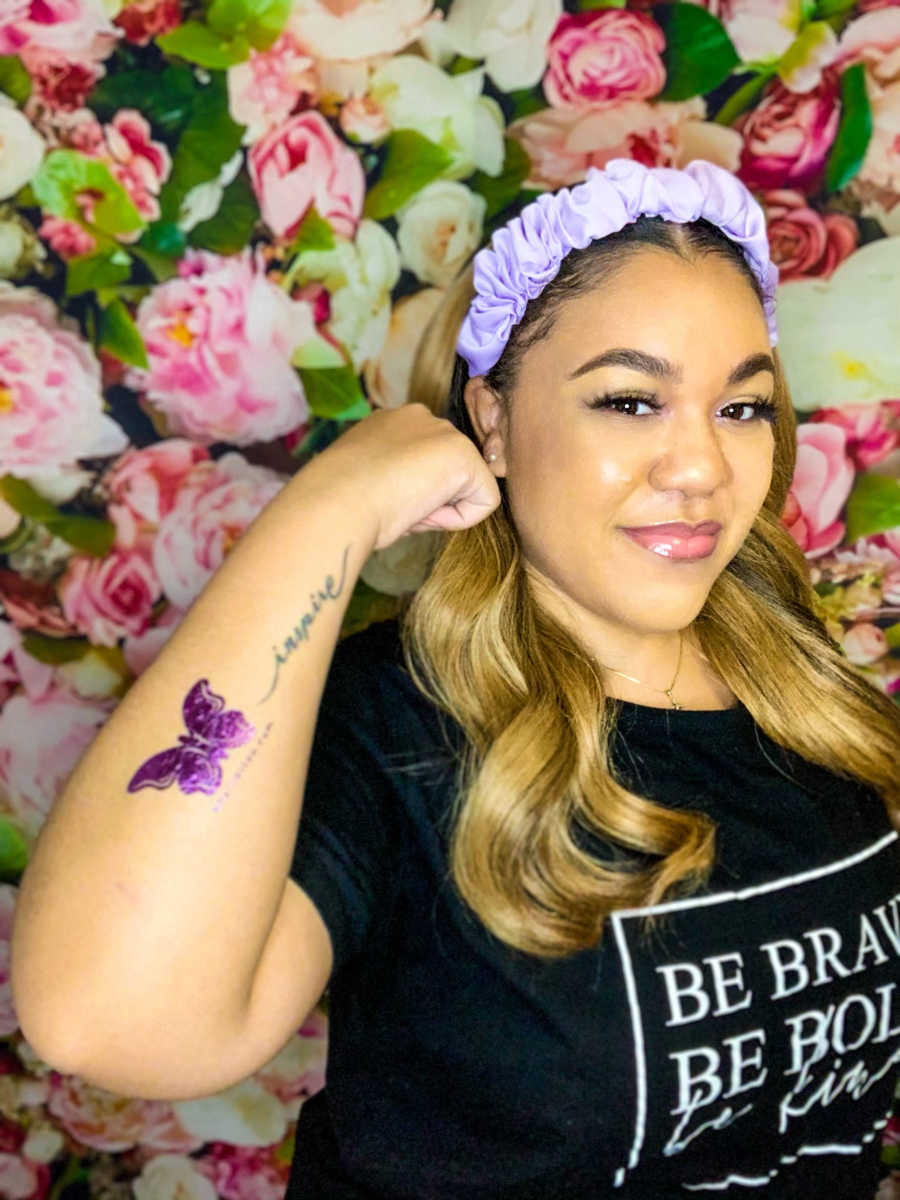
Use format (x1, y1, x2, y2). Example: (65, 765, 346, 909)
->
(456, 157, 779, 378)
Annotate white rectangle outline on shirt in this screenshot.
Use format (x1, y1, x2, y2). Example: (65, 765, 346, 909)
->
(608, 829, 900, 1188)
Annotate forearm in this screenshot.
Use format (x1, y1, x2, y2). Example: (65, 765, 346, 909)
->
(10, 456, 375, 1069)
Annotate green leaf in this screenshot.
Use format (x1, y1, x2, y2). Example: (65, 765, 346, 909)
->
(44, 513, 117, 555)
(207, 0, 291, 49)
(299, 365, 371, 420)
(32, 150, 144, 237)
(469, 137, 531, 221)
(0, 476, 115, 554)
(505, 87, 546, 121)
(578, 0, 627, 8)
(447, 54, 481, 74)
(99, 298, 148, 368)
(65, 246, 132, 297)
(0, 55, 31, 105)
(654, 2, 740, 102)
(777, 21, 833, 87)
(156, 20, 251, 68)
(363, 130, 454, 221)
(88, 65, 198, 138)
(137, 221, 188, 260)
(845, 473, 900, 542)
(288, 205, 336, 255)
(159, 73, 245, 223)
(885, 622, 900, 651)
(20, 632, 93, 664)
(188, 170, 257, 253)
(825, 62, 872, 192)
(0, 475, 63, 522)
(713, 69, 775, 125)
(814, 0, 857, 16)
(0, 817, 28, 878)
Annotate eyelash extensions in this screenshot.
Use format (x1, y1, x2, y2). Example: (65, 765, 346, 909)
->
(588, 392, 779, 425)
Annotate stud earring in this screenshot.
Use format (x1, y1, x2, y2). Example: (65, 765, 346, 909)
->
(485, 449, 498, 463)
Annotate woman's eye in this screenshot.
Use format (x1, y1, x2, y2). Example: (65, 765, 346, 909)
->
(589, 393, 658, 416)
(721, 400, 778, 423)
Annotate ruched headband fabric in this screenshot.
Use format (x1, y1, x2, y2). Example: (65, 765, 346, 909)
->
(456, 157, 779, 378)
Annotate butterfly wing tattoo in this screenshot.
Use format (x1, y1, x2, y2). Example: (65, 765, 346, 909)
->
(126, 679, 256, 796)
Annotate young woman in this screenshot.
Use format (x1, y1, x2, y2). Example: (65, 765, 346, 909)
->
(11, 160, 900, 1199)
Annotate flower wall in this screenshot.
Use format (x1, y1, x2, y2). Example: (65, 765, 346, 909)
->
(1, 0, 900, 1196)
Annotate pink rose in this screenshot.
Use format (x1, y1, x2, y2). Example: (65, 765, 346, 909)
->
(114, 0, 181, 44)
(782, 421, 855, 558)
(842, 621, 888, 664)
(0, 681, 115, 838)
(58, 547, 162, 646)
(20, 47, 101, 110)
(227, 30, 319, 141)
(339, 95, 390, 144)
(151, 453, 287, 610)
(0, 0, 119, 60)
(736, 74, 841, 191)
(248, 110, 365, 239)
(0, 1153, 47, 1200)
(809, 400, 900, 469)
(0, 568, 77, 640)
(125, 248, 314, 447)
(508, 98, 742, 190)
(0, 282, 128, 476)
(101, 109, 172, 226)
(100, 438, 211, 549)
(543, 10, 666, 111)
(37, 214, 97, 258)
(762, 189, 858, 281)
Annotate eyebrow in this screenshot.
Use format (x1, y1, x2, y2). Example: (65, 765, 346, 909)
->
(566, 348, 776, 388)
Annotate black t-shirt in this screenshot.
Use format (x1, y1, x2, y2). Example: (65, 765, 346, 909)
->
(286, 619, 900, 1199)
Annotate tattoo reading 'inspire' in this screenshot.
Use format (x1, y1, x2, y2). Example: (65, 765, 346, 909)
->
(259, 543, 350, 702)
(126, 679, 256, 796)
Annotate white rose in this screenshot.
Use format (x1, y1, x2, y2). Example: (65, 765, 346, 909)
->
(0, 99, 45, 201)
(361, 530, 443, 595)
(176, 150, 243, 232)
(288, 0, 432, 60)
(396, 180, 485, 287)
(441, 0, 563, 92)
(369, 55, 504, 178)
(296, 219, 401, 370)
(363, 286, 445, 408)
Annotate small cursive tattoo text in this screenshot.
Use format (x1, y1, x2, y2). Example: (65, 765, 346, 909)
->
(259, 544, 351, 702)
(212, 720, 274, 812)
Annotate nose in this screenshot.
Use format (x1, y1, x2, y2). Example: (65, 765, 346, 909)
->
(647, 410, 731, 497)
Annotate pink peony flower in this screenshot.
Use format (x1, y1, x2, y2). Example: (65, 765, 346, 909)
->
(114, 0, 181, 44)
(192, 1144, 290, 1200)
(761, 189, 858, 281)
(125, 248, 314, 448)
(735, 73, 841, 191)
(58, 547, 162, 647)
(842, 621, 889, 664)
(0, 0, 119, 60)
(100, 439, 211, 550)
(248, 110, 365, 239)
(227, 30, 319, 142)
(508, 98, 742, 190)
(0, 282, 128, 476)
(37, 214, 97, 259)
(0, 680, 115, 839)
(782, 421, 855, 558)
(543, 9, 666, 111)
(150, 453, 287, 610)
(808, 399, 900, 469)
(45, 1072, 203, 1153)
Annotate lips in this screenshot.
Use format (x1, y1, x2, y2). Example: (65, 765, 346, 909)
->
(622, 521, 722, 561)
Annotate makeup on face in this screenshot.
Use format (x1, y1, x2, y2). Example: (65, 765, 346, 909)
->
(621, 522, 722, 561)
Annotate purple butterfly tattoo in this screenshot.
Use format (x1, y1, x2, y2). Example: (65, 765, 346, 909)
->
(126, 679, 255, 796)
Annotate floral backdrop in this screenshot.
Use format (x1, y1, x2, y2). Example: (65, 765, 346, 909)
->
(1, 0, 900, 1196)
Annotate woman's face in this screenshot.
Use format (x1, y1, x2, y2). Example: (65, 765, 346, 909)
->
(465, 247, 778, 646)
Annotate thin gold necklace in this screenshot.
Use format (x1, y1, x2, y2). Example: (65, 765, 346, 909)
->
(599, 631, 685, 710)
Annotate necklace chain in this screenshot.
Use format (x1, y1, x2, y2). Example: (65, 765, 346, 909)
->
(599, 631, 685, 710)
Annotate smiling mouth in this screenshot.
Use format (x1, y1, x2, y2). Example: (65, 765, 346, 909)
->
(622, 527, 721, 560)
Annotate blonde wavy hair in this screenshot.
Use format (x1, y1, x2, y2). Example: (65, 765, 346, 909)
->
(399, 216, 900, 960)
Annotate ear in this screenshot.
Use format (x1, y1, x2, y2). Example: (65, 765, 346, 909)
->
(463, 376, 508, 476)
